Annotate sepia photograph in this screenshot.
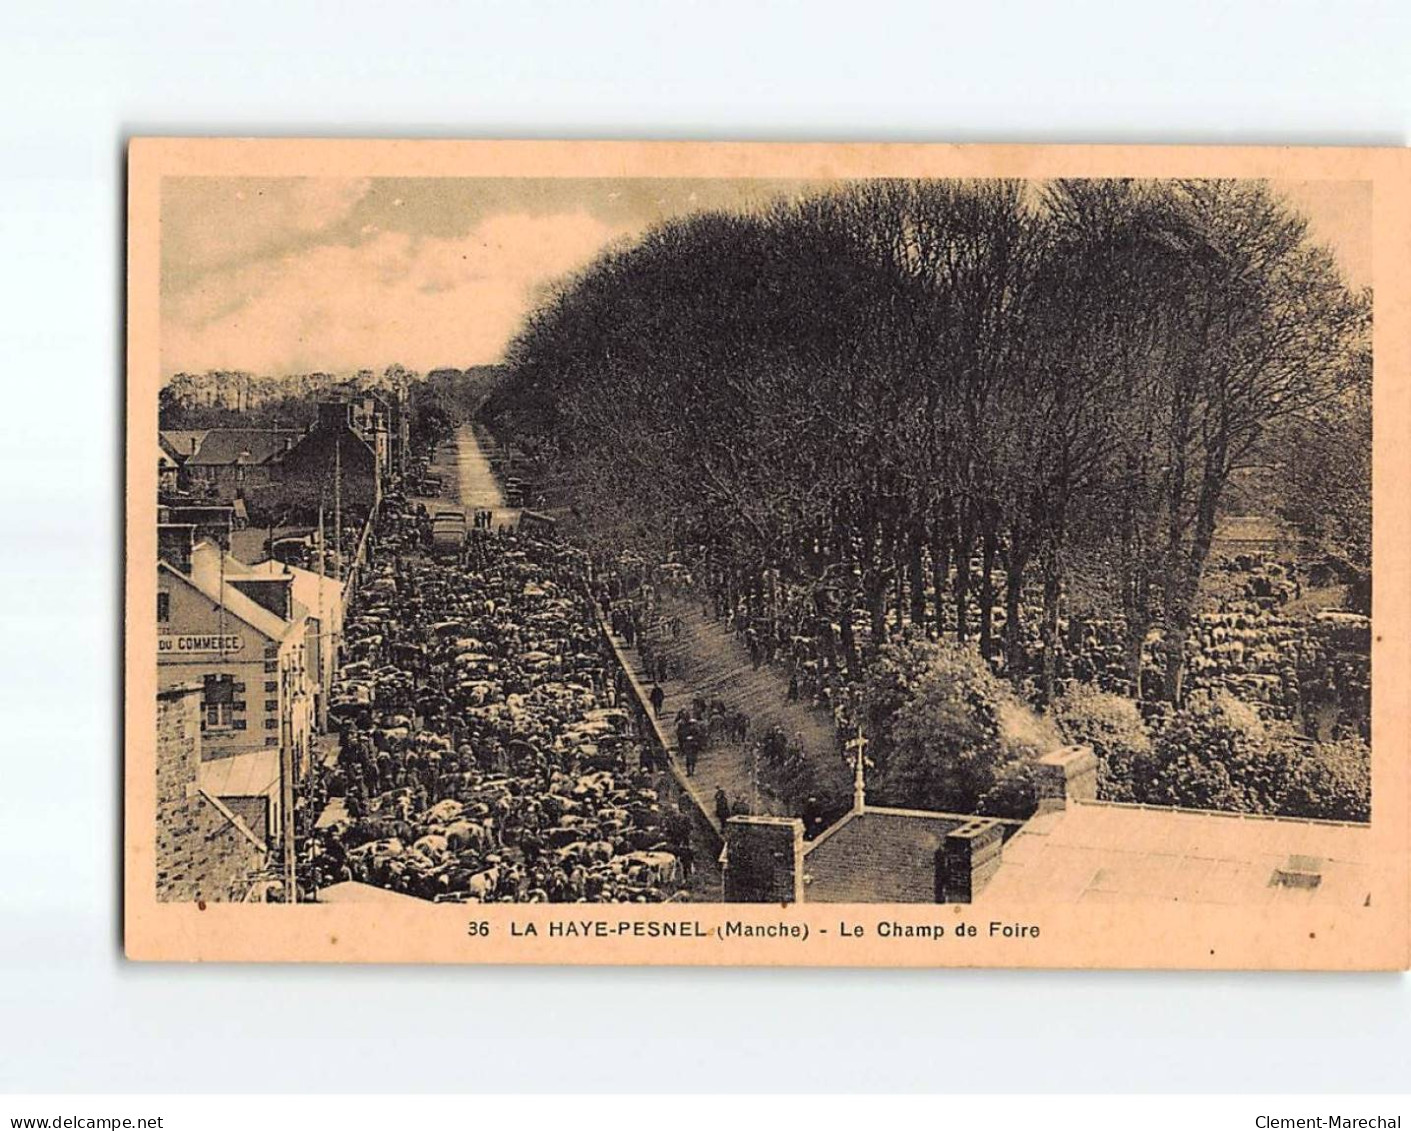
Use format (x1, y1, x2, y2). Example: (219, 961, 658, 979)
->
(124, 140, 1410, 967)
(8, 0, 1411, 1113)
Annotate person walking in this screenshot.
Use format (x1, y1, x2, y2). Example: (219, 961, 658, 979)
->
(649, 681, 665, 717)
(683, 726, 699, 777)
(714, 786, 731, 829)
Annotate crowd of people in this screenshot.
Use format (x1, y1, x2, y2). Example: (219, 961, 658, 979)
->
(299, 459, 1371, 903)
(300, 496, 697, 903)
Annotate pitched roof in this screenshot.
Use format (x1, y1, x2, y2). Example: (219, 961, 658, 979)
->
(184, 428, 300, 466)
(160, 430, 209, 460)
(248, 559, 343, 629)
(284, 423, 377, 464)
(979, 800, 1372, 907)
(804, 808, 974, 903)
(200, 749, 281, 800)
(161, 543, 299, 643)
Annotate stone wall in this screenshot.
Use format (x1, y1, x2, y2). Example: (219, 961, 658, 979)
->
(723, 816, 803, 903)
(155, 684, 266, 902)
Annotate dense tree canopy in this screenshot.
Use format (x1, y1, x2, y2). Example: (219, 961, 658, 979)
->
(483, 178, 1372, 823)
(486, 178, 1368, 698)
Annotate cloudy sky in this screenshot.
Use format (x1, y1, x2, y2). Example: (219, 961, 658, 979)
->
(160, 177, 1371, 380)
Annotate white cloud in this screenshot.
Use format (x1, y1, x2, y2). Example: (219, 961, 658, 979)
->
(163, 209, 631, 375)
(165, 178, 373, 275)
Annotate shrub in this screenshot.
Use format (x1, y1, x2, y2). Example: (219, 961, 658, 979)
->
(977, 759, 1043, 820)
(1051, 685, 1152, 802)
(1136, 692, 1280, 812)
(1278, 737, 1370, 823)
(857, 633, 954, 759)
(876, 640, 1057, 815)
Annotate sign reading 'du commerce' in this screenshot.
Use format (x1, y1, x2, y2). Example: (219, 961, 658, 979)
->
(158, 634, 244, 654)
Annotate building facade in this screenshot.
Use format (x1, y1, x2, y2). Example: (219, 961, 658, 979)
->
(157, 530, 316, 842)
(276, 403, 380, 517)
(155, 682, 268, 902)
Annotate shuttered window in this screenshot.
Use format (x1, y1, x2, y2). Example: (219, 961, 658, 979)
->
(202, 674, 235, 730)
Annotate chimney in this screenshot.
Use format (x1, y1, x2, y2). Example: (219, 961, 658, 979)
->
(230, 577, 294, 622)
(157, 523, 196, 573)
(937, 818, 1005, 903)
(1034, 745, 1098, 812)
(723, 816, 804, 904)
(318, 401, 353, 432)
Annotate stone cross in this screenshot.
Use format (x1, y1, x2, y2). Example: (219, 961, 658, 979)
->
(846, 725, 869, 813)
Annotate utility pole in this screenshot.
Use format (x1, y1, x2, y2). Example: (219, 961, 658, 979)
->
(281, 703, 296, 904)
(316, 497, 327, 733)
(334, 435, 343, 585)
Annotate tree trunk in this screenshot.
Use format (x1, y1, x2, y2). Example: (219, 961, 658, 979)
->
(1123, 626, 1145, 702)
(893, 521, 907, 631)
(952, 554, 971, 644)
(839, 598, 860, 681)
(929, 515, 951, 638)
(1004, 548, 1029, 687)
(979, 523, 997, 661)
(908, 523, 927, 626)
(1040, 555, 1062, 705)
(1118, 447, 1151, 702)
(1161, 465, 1225, 705)
(862, 515, 888, 650)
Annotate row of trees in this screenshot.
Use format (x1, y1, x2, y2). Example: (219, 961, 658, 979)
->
(486, 178, 1370, 709)
(160, 364, 506, 461)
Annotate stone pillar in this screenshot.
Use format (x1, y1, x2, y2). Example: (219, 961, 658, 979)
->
(158, 523, 196, 573)
(937, 817, 1005, 903)
(1034, 745, 1098, 810)
(723, 816, 804, 903)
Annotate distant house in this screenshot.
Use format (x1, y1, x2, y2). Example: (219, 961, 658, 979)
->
(160, 430, 209, 463)
(158, 443, 179, 494)
(170, 428, 299, 507)
(159, 430, 208, 493)
(245, 557, 345, 731)
(275, 402, 380, 516)
(156, 528, 318, 845)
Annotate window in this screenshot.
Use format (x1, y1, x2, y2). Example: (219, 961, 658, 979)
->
(203, 674, 235, 730)
(265, 699, 278, 712)
(156, 592, 170, 623)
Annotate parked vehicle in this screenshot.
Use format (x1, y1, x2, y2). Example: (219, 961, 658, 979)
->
(517, 510, 557, 540)
(429, 508, 467, 556)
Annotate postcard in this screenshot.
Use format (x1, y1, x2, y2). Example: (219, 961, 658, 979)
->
(126, 139, 1409, 967)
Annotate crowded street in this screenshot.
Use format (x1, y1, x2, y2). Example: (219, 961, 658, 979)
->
(301, 428, 706, 903)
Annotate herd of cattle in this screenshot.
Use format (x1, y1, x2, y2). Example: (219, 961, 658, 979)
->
(689, 553, 1370, 750)
(302, 498, 694, 903)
